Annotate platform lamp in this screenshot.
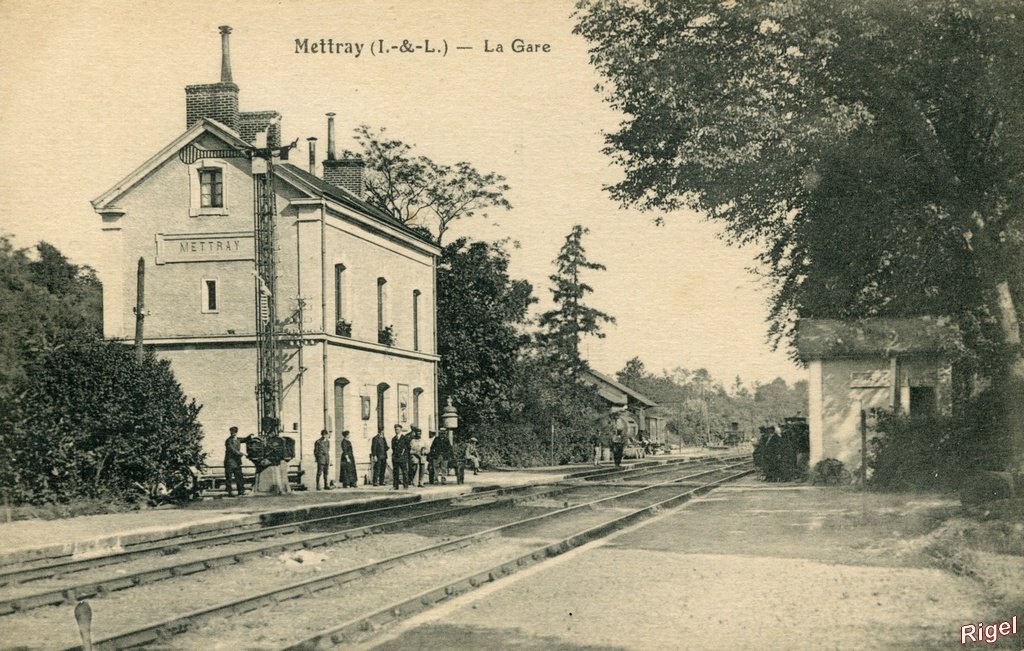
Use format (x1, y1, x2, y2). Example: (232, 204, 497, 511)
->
(440, 397, 459, 444)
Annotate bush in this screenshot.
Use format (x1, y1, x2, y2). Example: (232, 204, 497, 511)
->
(0, 337, 206, 504)
(811, 458, 851, 486)
(867, 393, 1006, 491)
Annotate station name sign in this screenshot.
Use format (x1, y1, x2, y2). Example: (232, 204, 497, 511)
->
(156, 232, 255, 265)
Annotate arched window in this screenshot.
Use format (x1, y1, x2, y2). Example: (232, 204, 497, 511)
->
(333, 378, 349, 480)
(413, 387, 424, 428)
(376, 382, 391, 434)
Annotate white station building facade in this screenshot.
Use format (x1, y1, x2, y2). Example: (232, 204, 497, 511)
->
(91, 27, 441, 484)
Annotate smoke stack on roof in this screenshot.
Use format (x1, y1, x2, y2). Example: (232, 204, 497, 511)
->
(184, 27, 283, 146)
(322, 112, 364, 198)
(307, 137, 318, 175)
(219, 25, 233, 82)
(185, 26, 240, 130)
(326, 112, 337, 161)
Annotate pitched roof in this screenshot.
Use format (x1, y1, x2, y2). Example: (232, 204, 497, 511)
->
(92, 118, 248, 210)
(583, 369, 658, 407)
(277, 164, 435, 245)
(91, 119, 437, 250)
(795, 317, 962, 361)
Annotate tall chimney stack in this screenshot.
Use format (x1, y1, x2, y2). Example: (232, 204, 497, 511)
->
(307, 137, 318, 175)
(326, 112, 336, 161)
(219, 26, 233, 82)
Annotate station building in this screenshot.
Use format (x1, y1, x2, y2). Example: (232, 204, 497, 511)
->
(796, 317, 960, 469)
(91, 27, 441, 485)
(584, 369, 666, 445)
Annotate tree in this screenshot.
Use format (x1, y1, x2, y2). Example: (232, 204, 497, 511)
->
(437, 237, 536, 429)
(0, 237, 101, 401)
(575, 0, 1024, 469)
(537, 225, 616, 375)
(616, 356, 647, 387)
(344, 125, 512, 243)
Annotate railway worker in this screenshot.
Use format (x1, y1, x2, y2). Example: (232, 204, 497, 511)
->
(409, 427, 428, 487)
(224, 426, 245, 497)
(610, 430, 625, 468)
(464, 436, 482, 475)
(370, 428, 389, 486)
(591, 434, 601, 466)
(429, 428, 453, 484)
(314, 429, 331, 490)
(339, 430, 358, 488)
(391, 424, 410, 489)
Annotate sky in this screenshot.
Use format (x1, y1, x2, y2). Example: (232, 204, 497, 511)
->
(0, 0, 804, 387)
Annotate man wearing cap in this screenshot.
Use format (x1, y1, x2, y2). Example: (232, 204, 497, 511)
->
(428, 428, 453, 484)
(314, 429, 331, 490)
(370, 428, 389, 486)
(409, 427, 428, 487)
(391, 424, 410, 489)
(224, 426, 245, 497)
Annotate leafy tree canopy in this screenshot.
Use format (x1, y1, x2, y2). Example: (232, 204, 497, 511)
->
(438, 237, 536, 429)
(344, 125, 512, 243)
(574, 0, 1024, 370)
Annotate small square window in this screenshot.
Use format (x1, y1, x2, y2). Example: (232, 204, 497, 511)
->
(202, 279, 219, 313)
(199, 168, 224, 208)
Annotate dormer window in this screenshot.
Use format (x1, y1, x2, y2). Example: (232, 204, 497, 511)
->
(199, 168, 224, 208)
(189, 160, 229, 216)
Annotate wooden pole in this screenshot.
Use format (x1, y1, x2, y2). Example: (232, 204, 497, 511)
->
(134, 257, 145, 363)
(860, 407, 868, 487)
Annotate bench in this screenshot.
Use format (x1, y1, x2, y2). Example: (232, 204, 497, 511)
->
(198, 464, 305, 494)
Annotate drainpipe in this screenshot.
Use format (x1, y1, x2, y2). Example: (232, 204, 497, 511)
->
(295, 218, 305, 472)
(432, 254, 439, 432)
(321, 200, 329, 433)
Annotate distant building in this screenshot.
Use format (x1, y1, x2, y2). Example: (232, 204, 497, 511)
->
(796, 317, 960, 469)
(91, 27, 440, 484)
(583, 369, 666, 444)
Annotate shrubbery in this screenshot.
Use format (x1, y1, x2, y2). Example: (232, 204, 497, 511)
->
(867, 392, 1006, 491)
(811, 458, 851, 486)
(0, 337, 206, 504)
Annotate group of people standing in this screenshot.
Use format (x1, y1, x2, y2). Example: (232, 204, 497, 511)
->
(316, 424, 483, 490)
(315, 429, 357, 489)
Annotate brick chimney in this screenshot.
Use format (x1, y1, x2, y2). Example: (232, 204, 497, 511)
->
(239, 110, 281, 148)
(321, 112, 365, 198)
(185, 26, 240, 130)
(323, 159, 366, 198)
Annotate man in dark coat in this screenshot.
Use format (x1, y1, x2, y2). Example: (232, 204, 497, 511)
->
(391, 424, 409, 489)
(314, 429, 331, 490)
(370, 429, 389, 486)
(340, 430, 358, 488)
(428, 428, 453, 484)
(224, 426, 245, 496)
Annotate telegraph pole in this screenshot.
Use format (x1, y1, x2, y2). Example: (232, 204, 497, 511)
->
(134, 257, 145, 363)
(178, 135, 296, 432)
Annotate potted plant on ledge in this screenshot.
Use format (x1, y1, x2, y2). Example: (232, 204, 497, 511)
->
(335, 319, 352, 337)
(378, 325, 395, 346)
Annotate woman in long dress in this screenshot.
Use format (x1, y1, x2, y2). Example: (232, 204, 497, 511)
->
(340, 430, 358, 488)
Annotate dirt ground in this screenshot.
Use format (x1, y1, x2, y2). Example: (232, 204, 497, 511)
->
(366, 479, 1024, 651)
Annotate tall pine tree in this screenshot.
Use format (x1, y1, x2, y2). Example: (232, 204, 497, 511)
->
(538, 225, 615, 376)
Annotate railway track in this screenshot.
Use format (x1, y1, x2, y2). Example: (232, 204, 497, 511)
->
(0, 455, 732, 604)
(0, 454, 741, 597)
(0, 455, 749, 649)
